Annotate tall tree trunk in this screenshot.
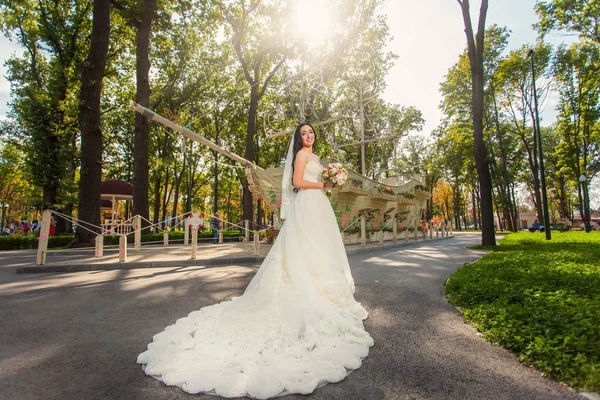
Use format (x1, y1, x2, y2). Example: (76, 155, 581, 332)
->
(213, 144, 219, 215)
(132, 0, 157, 227)
(458, 0, 495, 245)
(152, 173, 161, 226)
(557, 175, 569, 219)
(471, 188, 478, 229)
(172, 167, 183, 229)
(243, 85, 258, 226)
(75, 0, 110, 245)
(226, 183, 232, 224)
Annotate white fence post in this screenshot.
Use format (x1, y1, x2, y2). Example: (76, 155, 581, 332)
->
(254, 232, 260, 255)
(36, 209, 52, 265)
(219, 228, 223, 244)
(436, 223, 439, 238)
(360, 214, 366, 247)
(191, 228, 198, 259)
(163, 227, 169, 247)
(429, 222, 433, 239)
(414, 217, 418, 241)
(184, 217, 190, 246)
(134, 215, 141, 253)
(95, 235, 104, 258)
(392, 216, 397, 243)
(119, 236, 127, 262)
(449, 220, 453, 235)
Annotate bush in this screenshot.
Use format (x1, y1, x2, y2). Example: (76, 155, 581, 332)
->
(445, 232, 600, 391)
(0, 235, 75, 250)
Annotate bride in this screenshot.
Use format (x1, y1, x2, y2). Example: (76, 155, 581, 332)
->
(137, 123, 374, 399)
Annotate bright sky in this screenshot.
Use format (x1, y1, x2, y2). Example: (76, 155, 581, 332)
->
(0, 0, 574, 126)
(378, 0, 574, 135)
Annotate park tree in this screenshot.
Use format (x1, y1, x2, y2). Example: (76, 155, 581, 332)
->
(1, 0, 92, 233)
(0, 123, 31, 229)
(75, 0, 111, 246)
(375, 104, 425, 179)
(393, 133, 441, 221)
(553, 41, 600, 228)
(535, 0, 600, 44)
(481, 26, 522, 232)
(456, 0, 495, 245)
(438, 26, 517, 231)
(110, 0, 161, 226)
(495, 43, 553, 223)
(543, 126, 574, 222)
(332, 9, 397, 176)
(432, 181, 453, 221)
(217, 0, 291, 225)
(435, 124, 473, 230)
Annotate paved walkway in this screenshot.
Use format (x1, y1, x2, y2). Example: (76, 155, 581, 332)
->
(0, 232, 587, 400)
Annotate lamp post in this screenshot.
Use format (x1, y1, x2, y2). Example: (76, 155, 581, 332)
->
(528, 49, 551, 240)
(579, 175, 590, 232)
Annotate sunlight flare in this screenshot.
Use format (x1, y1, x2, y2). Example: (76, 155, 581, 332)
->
(290, 0, 333, 46)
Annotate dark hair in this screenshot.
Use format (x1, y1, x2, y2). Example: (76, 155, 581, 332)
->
(291, 123, 318, 186)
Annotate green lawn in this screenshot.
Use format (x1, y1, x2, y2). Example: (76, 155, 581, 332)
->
(445, 231, 600, 391)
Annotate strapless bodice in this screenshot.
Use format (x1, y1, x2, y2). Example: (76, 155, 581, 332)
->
(303, 157, 323, 183)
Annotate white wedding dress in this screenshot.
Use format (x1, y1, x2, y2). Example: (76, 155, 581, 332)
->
(137, 155, 373, 399)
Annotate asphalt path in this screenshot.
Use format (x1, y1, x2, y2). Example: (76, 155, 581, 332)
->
(0, 233, 584, 400)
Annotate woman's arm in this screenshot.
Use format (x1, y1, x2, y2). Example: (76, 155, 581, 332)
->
(293, 151, 325, 189)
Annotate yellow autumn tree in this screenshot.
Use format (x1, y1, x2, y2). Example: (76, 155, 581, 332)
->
(432, 181, 453, 220)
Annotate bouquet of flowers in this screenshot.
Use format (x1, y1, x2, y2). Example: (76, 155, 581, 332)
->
(322, 162, 349, 195)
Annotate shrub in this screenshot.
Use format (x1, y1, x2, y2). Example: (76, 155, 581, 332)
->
(0, 235, 75, 250)
(445, 232, 600, 391)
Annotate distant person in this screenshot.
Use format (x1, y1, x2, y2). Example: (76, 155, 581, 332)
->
(198, 213, 205, 232)
(22, 220, 30, 236)
(49, 218, 56, 236)
(210, 212, 220, 244)
(529, 220, 544, 233)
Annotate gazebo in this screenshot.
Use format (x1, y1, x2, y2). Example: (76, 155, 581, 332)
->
(100, 180, 133, 234)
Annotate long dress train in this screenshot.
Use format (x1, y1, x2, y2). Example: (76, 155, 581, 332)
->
(137, 158, 373, 399)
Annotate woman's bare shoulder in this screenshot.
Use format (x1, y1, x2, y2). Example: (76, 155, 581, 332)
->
(295, 150, 309, 163)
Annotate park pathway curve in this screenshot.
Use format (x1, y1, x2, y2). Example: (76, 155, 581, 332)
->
(0, 232, 585, 400)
